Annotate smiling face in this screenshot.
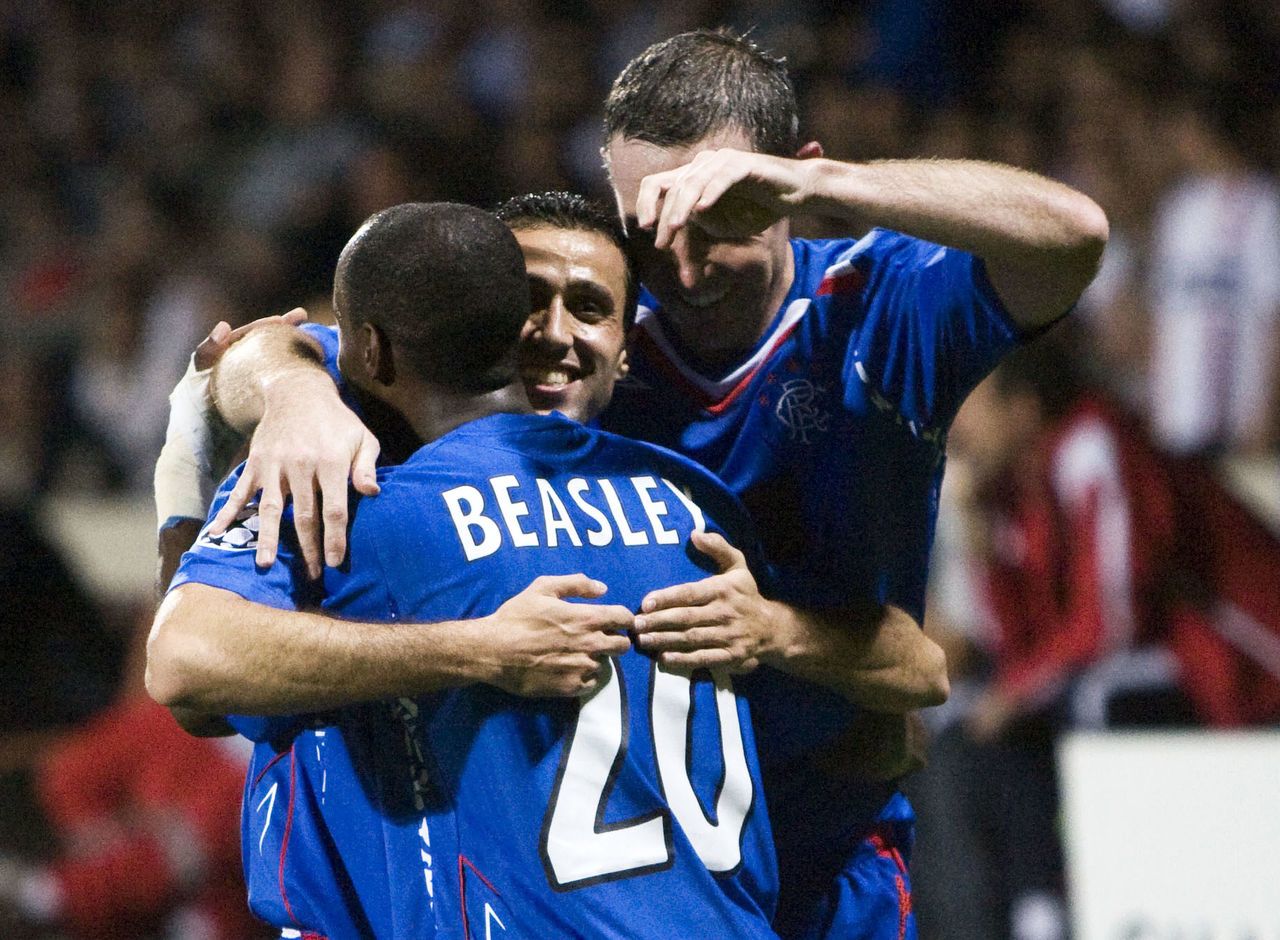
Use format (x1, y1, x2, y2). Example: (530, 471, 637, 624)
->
(514, 225, 630, 423)
(604, 127, 793, 365)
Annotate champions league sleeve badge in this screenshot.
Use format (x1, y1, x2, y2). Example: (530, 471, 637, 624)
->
(196, 504, 261, 551)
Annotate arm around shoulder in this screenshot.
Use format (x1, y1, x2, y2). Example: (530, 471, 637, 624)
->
(764, 599, 949, 712)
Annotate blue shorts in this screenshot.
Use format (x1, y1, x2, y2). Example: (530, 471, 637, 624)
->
(776, 792, 916, 940)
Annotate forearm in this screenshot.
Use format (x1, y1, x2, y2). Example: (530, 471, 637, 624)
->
(765, 601, 948, 712)
(211, 323, 332, 435)
(147, 584, 492, 715)
(800, 158, 1108, 327)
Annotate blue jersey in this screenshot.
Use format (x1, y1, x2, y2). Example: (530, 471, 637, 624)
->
(602, 231, 1021, 846)
(175, 412, 779, 939)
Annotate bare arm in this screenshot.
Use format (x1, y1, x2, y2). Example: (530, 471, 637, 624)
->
(156, 521, 235, 737)
(642, 151, 1109, 330)
(146, 577, 634, 715)
(208, 322, 380, 577)
(632, 531, 948, 711)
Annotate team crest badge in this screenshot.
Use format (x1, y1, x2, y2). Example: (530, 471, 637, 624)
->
(775, 379, 830, 443)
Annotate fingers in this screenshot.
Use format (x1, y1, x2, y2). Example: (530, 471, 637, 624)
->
(655, 164, 724, 249)
(317, 459, 351, 568)
(689, 529, 747, 573)
(209, 466, 259, 535)
(654, 170, 708, 249)
(252, 476, 286, 569)
(280, 307, 308, 325)
(289, 481, 323, 580)
(194, 321, 233, 370)
(351, 431, 381, 496)
(658, 650, 760, 674)
(592, 633, 633, 659)
(634, 626, 725, 654)
(533, 573, 608, 600)
(639, 577, 718, 616)
(635, 169, 675, 232)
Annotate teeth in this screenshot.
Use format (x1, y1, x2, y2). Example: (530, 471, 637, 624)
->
(522, 368, 572, 388)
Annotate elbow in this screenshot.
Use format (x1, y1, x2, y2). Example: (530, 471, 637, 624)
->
(1061, 193, 1110, 281)
(146, 592, 212, 710)
(145, 624, 193, 709)
(919, 641, 950, 708)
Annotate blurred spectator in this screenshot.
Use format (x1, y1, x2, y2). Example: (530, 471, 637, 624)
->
(1147, 103, 1280, 455)
(911, 333, 1280, 939)
(0, 696, 259, 940)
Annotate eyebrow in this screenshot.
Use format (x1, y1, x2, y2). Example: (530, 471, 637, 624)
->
(528, 272, 619, 313)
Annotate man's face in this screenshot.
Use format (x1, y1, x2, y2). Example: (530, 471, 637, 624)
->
(604, 127, 790, 357)
(514, 225, 629, 423)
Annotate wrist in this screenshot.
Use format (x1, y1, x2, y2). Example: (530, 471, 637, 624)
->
(441, 615, 502, 690)
(759, 598, 804, 667)
(261, 364, 337, 406)
(802, 159, 872, 225)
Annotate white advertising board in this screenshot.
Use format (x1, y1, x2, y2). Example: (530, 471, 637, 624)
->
(1060, 731, 1280, 940)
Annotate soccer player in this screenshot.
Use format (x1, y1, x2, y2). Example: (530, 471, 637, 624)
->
(201, 31, 1107, 939)
(150, 202, 784, 938)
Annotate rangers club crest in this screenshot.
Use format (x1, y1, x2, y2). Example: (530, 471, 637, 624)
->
(774, 378, 830, 443)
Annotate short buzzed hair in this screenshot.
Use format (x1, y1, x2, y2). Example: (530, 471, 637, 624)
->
(603, 28, 799, 157)
(494, 191, 639, 331)
(334, 202, 529, 391)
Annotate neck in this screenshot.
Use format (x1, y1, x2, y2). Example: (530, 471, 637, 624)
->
(381, 379, 533, 447)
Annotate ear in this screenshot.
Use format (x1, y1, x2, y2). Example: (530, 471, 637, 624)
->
(615, 348, 630, 379)
(363, 323, 396, 385)
(795, 140, 824, 160)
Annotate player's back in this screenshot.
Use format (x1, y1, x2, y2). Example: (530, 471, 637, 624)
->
(327, 411, 778, 940)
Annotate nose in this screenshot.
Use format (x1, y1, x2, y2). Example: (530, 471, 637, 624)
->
(527, 297, 573, 352)
(671, 228, 711, 293)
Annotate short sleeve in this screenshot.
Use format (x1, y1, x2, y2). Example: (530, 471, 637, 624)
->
(841, 229, 1023, 436)
(169, 465, 315, 610)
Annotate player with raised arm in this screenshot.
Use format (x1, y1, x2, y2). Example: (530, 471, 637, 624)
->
(596, 31, 1104, 938)
(150, 202, 783, 938)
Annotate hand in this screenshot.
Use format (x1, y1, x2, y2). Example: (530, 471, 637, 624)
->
(632, 530, 776, 673)
(479, 575, 635, 697)
(194, 308, 309, 371)
(636, 148, 815, 249)
(208, 370, 380, 578)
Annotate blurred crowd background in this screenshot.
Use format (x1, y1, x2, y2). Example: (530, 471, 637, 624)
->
(1, 0, 1277, 937)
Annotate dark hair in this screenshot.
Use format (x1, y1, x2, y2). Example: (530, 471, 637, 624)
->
(495, 190, 639, 331)
(603, 28, 799, 157)
(334, 202, 530, 391)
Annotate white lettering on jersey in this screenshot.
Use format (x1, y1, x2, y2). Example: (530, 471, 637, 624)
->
(599, 479, 649, 546)
(567, 478, 613, 546)
(442, 476, 713, 560)
(661, 479, 706, 532)
(442, 485, 503, 561)
(537, 478, 583, 548)
(632, 477, 680, 545)
(490, 475, 538, 548)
